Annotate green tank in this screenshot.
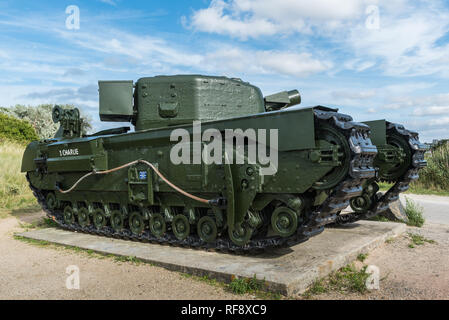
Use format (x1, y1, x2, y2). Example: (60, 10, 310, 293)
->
(22, 75, 381, 252)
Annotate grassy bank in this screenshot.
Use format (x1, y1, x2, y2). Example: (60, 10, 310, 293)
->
(378, 141, 449, 197)
(0, 141, 39, 218)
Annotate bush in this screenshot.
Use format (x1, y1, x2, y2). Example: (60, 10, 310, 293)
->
(405, 198, 425, 227)
(413, 142, 449, 192)
(0, 113, 38, 143)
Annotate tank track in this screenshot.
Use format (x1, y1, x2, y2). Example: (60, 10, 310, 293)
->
(332, 123, 427, 225)
(27, 109, 377, 253)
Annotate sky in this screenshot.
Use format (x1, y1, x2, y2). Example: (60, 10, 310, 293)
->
(1, 0, 449, 142)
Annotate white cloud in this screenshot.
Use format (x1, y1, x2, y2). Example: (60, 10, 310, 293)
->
(187, 0, 449, 78)
(202, 48, 331, 76)
(413, 106, 449, 116)
(186, 0, 368, 39)
(332, 90, 377, 100)
(99, 0, 117, 6)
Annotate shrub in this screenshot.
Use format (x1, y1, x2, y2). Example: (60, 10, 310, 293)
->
(413, 142, 449, 191)
(0, 113, 38, 143)
(404, 198, 425, 227)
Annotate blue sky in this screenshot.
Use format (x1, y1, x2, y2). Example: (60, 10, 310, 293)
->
(1, 0, 449, 142)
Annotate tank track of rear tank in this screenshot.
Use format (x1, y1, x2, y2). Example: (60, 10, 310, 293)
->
(27, 109, 377, 254)
(331, 123, 427, 225)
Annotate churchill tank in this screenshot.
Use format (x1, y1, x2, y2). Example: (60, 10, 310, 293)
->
(22, 75, 379, 252)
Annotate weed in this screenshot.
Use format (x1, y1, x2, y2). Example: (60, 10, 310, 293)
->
(229, 274, 264, 295)
(404, 198, 425, 227)
(303, 263, 370, 298)
(407, 232, 436, 248)
(114, 255, 143, 264)
(357, 253, 368, 262)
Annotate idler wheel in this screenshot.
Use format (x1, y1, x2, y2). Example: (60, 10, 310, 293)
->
(93, 208, 107, 229)
(172, 214, 190, 240)
(110, 210, 124, 232)
(78, 207, 90, 227)
(228, 224, 252, 246)
(46, 192, 57, 211)
(271, 207, 298, 237)
(129, 212, 145, 235)
(197, 216, 217, 243)
(312, 124, 351, 190)
(149, 213, 166, 238)
(379, 133, 412, 182)
(63, 205, 74, 224)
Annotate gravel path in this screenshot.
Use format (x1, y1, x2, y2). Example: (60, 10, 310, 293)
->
(0, 213, 250, 300)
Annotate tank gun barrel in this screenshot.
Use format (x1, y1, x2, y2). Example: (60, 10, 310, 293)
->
(264, 89, 301, 111)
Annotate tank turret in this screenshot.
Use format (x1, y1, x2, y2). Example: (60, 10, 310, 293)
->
(99, 75, 265, 131)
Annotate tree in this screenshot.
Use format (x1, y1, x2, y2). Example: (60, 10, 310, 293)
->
(0, 104, 92, 139)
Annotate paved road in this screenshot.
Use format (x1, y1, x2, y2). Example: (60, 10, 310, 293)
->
(399, 194, 449, 225)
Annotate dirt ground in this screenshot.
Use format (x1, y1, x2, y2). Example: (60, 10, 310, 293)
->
(304, 222, 449, 300)
(0, 212, 250, 300)
(1, 211, 448, 300)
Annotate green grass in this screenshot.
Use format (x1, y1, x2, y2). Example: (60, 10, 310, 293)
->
(357, 253, 368, 262)
(404, 198, 425, 227)
(113, 255, 145, 265)
(181, 273, 282, 300)
(407, 232, 436, 248)
(378, 142, 449, 196)
(303, 263, 371, 298)
(0, 141, 39, 218)
(229, 275, 264, 295)
(378, 182, 449, 197)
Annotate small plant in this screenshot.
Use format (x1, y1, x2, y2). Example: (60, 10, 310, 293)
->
(357, 253, 368, 262)
(404, 198, 425, 227)
(303, 264, 371, 298)
(303, 279, 328, 298)
(114, 255, 142, 264)
(407, 232, 436, 248)
(329, 264, 370, 294)
(229, 275, 264, 295)
(369, 215, 390, 222)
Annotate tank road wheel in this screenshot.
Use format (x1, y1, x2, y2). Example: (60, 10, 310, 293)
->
(197, 216, 217, 243)
(313, 124, 351, 190)
(379, 133, 412, 182)
(93, 208, 107, 229)
(129, 212, 145, 235)
(110, 210, 124, 232)
(271, 207, 298, 237)
(228, 224, 252, 246)
(63, 205, 75, 224)
(78, 207, 90, 227)
(149, 213, 166, 238)
(45, 192, 57, 211)
(172, 214, 190, 240)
